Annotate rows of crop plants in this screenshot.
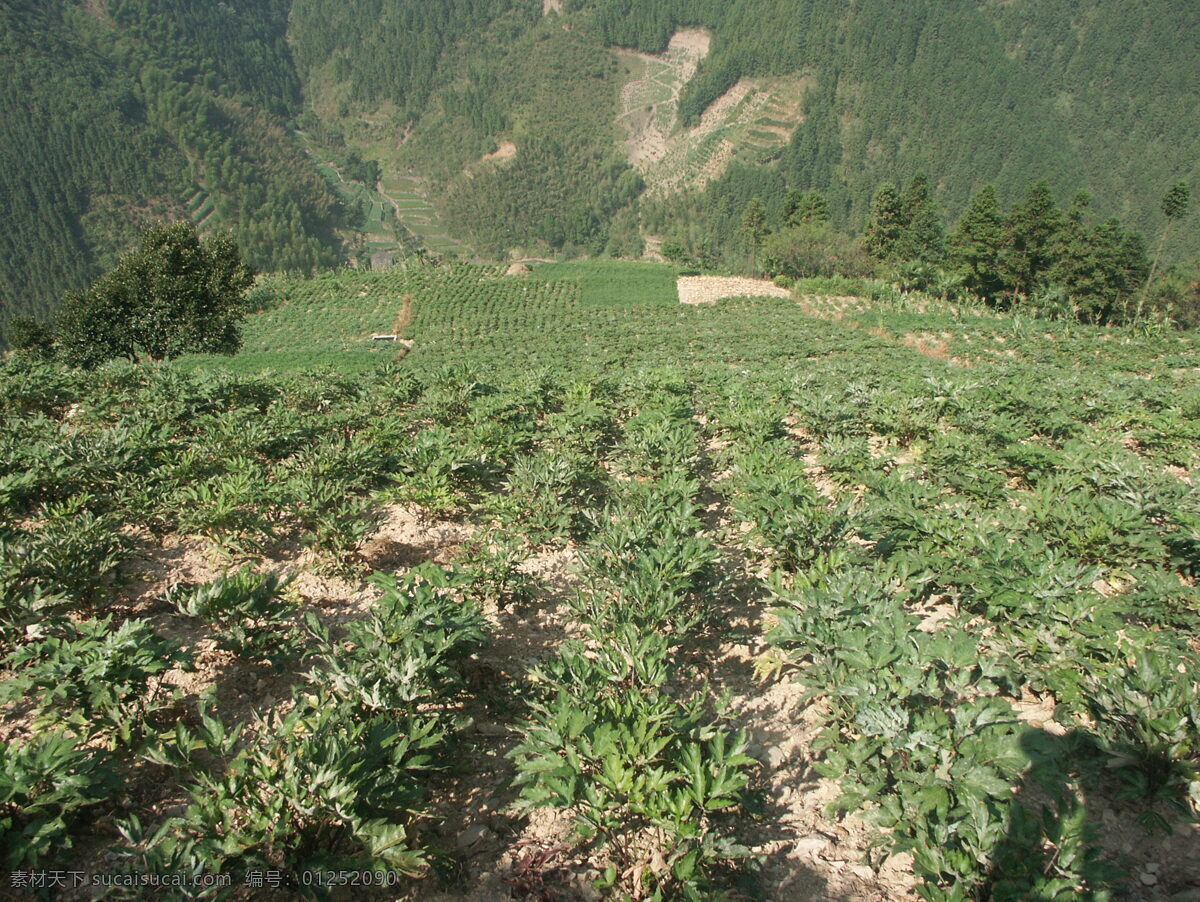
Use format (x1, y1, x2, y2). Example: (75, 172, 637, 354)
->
(510, 373, 758, 899)
(3, 260, 1199, 898)
(700, 339, 1200, 897)
(0, 356, 588, 895)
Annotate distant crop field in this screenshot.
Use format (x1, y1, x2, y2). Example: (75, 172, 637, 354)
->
(530, 259, 678, 307)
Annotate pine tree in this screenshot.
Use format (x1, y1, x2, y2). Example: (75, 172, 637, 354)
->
(896, 173, 946, 263)
(1148, 182, 1191, 286)
(1000, 180, 1063, 300)
(950, 185, 1005, 301)
(783, 189, 831, 227)
(742, 197, 769, 276)
(863, 183, 905, 261)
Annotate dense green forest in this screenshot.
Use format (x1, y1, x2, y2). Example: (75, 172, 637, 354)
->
(0, 1, 182, 322)
(578, 0, 1199, 248)
(3, 0, 1198, 331)
(287, 0, 528, 122)
(418, 26, 643, 256)
(0, 0, 345, 329)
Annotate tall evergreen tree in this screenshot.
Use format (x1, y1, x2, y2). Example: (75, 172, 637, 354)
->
(1001, 180, 1063, 299)
(783, 190, 831, 227)
(950, 185, 1006, 301)
(1048, 190, 1093, 290)
(1148, 182, 1191, 286)
(1052, 218, 1148, 322)
(741, 197, 769, 276)
(863, 183, 905, 261)
(896, 173, 945, 263)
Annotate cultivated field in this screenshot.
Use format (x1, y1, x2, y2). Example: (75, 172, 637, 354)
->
(2, 262, 1198, 900)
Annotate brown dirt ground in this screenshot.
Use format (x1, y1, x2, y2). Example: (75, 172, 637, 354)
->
(482, 141, 517, 164)
(677, 275, 793, 305)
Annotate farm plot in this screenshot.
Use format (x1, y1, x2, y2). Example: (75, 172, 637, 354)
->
(378, 174, 474, 259)
(2, 262, 1199, 900)
(677, 275, 793, 304)
(296, 130, 472, 260)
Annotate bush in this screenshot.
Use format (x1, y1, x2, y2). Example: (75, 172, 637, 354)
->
(1, 617, 188, 749)
(55, 222, 255, 368)
(2, 317, 56, 359)
(167, 569, 299, 666)
(1139, 275, 1200, 329)
(761, 223, 876, 280)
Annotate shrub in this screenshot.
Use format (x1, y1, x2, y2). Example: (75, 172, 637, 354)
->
(2, 316, 56, 359)
(761, 223, 875, 280)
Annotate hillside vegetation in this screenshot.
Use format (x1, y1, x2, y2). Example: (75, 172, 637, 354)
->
(4, 0, 1198, 334)
(2, 261, 1199, 899)
(582, 0, 1200, 243)
(0, 0, 346, 325)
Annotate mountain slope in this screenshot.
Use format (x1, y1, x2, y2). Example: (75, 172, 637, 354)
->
(3, 0, 1197, 330)
(0, 0, 346, 326)
(580, 0, 1199, 243)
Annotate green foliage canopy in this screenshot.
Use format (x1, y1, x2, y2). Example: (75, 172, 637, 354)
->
(55, 223, 255, 367)
(950, 185, 1005, 301)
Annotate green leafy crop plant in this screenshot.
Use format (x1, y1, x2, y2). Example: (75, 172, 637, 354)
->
(510, 383, 759, 900)
(2, 617, 190, 751)
(121, 564, 489, 892)
(167, 568, 300, 668)
(3, 260, 1200, 897)
(0, 732, 115, 869)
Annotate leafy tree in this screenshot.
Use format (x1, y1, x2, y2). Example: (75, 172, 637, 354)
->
(761, 222, 874, 280)
(1001, 180, 1063, 299)
(1148, 182, 1191, 286)
(660, 240, 689, 265)
(863, 183, 905, 261)
(741, 197, 769, 276)
(950, 185, 1006, 301)
(2, 316, 56, 359)
(55, 223, 255, 368)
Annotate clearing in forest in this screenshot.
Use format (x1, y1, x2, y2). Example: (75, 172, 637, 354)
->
(615, 30, 809, 197)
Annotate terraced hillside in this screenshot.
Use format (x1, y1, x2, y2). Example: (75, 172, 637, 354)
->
(377, 174, 474, 259)
(3, 262, 1199, 900)
(616, 30, 810, 198)
(293, 131, 474, 262)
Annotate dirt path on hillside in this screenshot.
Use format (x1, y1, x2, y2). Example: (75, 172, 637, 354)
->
(394, 292, 414, 336)
(677, 275, 793, 305)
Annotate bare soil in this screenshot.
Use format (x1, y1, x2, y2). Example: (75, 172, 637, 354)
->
(616, 30, 712, 171)
(481, 141, 517, 163)
(677, 275, 792, 305)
